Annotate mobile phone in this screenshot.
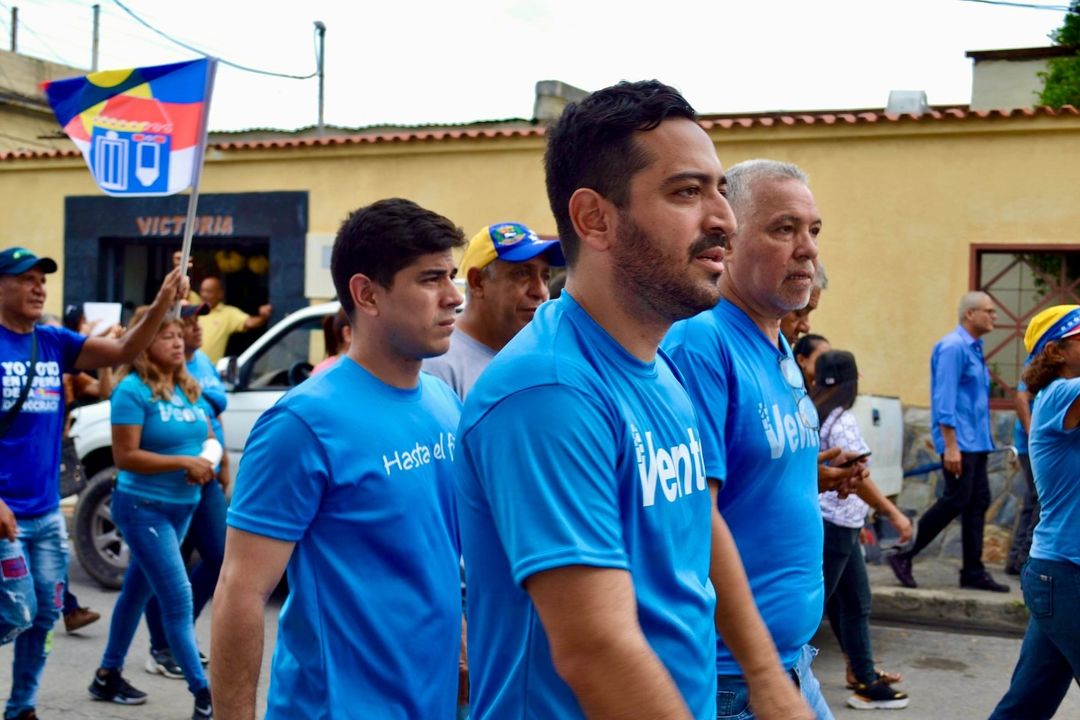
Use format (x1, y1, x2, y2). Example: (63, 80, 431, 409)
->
(837, 452, 872, 468)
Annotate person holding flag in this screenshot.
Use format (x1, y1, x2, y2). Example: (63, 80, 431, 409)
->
(0, 247, 188, 720)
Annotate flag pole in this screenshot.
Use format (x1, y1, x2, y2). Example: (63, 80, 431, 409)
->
(175, 57, 218, 314)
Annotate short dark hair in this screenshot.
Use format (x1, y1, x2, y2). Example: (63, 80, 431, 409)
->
(331, 198, 465, 316)
(544, 80, 697, 266)
(793, 333, 829, 361)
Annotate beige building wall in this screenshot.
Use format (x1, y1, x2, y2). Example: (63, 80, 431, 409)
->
(3, 113, 1079, 407)
(706, 116, 1080, 407)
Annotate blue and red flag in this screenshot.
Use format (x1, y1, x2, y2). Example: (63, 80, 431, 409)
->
(41, 58, 216, 197)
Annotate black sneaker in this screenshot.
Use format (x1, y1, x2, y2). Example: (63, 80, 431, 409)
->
(847, 680, 910, 710)
(199, 649, 210, 667)
(192, 687, 212, 719)
(145, 647, 185, 679)
(9, 709, 39, 720)
(88, 668, 148, 705)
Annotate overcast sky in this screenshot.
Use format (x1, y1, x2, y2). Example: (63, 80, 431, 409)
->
(3, 0, 1070, 131)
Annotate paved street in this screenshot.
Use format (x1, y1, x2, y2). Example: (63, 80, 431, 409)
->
(2, 562, 1078, 719)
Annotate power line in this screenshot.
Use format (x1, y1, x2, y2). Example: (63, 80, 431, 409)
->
(111, 0, 318, 80)
(959, 0, 1073, 10)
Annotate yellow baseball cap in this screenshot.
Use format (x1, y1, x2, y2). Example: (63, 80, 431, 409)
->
(1024, 304, 1080, 357)
(458, 222, 565, 277)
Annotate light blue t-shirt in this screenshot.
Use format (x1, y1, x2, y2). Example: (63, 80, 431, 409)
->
(458, 292, 716, 720)
(663, 299, 823, 675)
(0, 324, 85, 516)
(110, 373, 209, 504)
(187, 349, 226, 442)
(228, 357, 463, 720)
(1013, 379, 1029, 456)
(1028, 376, 1080, 565)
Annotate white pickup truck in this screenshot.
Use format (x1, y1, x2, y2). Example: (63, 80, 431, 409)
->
(67, 301, 340, 587)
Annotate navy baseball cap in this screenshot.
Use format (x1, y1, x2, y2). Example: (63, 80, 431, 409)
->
(0, 247, 58, 276)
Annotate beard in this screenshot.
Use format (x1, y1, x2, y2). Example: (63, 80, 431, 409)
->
(611, 211, 725, 323)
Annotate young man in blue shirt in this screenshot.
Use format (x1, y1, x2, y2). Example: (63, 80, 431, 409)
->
(211, 199, 467, 719)
(887, 291, 1009, 592)
(664, 160, 838, 719)
(457, 82, 810, 720)
(0, 247, 187, 720)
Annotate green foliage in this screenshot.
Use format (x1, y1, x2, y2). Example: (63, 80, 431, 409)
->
(1038, 2, 1080, 108)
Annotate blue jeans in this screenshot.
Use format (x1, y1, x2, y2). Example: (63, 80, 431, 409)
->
(989, 558, 1080, 720)
(716, 644, 834, 719)
(0, 509, 68, 718)
(100, 491, 208, 695)
(821, 522, 874, 684)
(145, 480, 227, 652)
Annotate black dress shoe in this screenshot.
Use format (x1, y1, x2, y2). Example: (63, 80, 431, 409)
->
(887, 554, 918, 588)
(960, 571, 1010, 593)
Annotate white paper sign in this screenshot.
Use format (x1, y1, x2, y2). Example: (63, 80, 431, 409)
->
(82, 302, 122, 336)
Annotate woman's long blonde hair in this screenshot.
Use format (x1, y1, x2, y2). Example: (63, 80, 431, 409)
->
(115, 307, 201, 404)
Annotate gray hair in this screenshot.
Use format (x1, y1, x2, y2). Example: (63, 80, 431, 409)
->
(726, 159, 809, 217)
(958, 291, 990, 323)
(814, 262, 828, 290)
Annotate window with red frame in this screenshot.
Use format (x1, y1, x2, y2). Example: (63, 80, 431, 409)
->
(973, 246, 1080, 406)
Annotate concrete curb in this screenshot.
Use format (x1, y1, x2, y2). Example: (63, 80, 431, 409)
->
(871, 586, 1029, 635)
(867, 557, 1029, 636)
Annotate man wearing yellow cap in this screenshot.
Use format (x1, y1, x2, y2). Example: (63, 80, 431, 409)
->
(422, 223, 563, 399)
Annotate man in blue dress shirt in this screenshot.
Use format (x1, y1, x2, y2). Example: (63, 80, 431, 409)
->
(888, 291, 1009, 592)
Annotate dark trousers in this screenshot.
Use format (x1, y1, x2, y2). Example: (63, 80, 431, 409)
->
(989, 558, 1080, 719)
(907, 451, 990, 574)
(822, 522, 874, 684)
(1006, 454, 1040, 571)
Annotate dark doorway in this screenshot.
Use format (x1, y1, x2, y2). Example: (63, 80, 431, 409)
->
(64, 192, 309, 352)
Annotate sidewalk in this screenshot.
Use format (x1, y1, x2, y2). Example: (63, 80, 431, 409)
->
(868, 556, 1029, 636)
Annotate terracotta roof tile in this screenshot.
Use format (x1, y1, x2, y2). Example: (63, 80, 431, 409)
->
(2, 105, 1077, 162)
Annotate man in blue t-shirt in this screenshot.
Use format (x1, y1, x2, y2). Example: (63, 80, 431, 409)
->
(212, 199, 467, 719)
(458, 82, 809, 720)
(664, 160, 840, 719)
(0, 246, 187, 720)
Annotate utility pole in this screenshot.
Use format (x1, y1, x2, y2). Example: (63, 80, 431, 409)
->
(91, 4, 100, 71)
(10, 6, 17, 53)
(314, 21, 326, 135)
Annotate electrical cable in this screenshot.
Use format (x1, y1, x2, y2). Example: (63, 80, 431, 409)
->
(111, 0, 318, 79)
(959, 0, 1073, 11)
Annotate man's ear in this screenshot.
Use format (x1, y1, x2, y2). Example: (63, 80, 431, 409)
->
(568, 188, 616, 254)
(349, 273, 380, 317)
(467, 266, 487, 299)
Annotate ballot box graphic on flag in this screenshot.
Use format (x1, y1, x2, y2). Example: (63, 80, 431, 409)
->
(42, 58, 215, 197)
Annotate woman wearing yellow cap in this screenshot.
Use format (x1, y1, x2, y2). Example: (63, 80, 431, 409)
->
(990, 305, 1080, 720)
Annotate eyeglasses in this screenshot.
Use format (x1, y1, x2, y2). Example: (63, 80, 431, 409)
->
(975, 307, 998, 315)
(780, 355, 820, 430)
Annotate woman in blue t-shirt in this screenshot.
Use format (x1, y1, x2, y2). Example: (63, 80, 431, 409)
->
(87, 309, 215, 718)
(991, 305, 1080, 720)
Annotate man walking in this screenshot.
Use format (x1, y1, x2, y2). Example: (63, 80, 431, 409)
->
(423, 221, 562, 399)
(664, 159, 835, 719)
(457, 82, 809, 719)
(211, 199, 467, 719)
(0, 246, 186, 720)
(887, 291, 1009, 592)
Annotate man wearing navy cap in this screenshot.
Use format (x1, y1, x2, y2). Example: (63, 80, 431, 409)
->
(0, 246, 186, 720)
(423, 222, 563, 399)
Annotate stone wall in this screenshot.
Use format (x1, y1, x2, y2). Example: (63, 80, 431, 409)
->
(898, 407, 1027, 565)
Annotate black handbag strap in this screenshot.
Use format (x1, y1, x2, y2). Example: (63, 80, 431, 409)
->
(0, 329, 38, 439)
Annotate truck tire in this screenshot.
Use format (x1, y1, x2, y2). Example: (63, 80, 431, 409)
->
(74, 467, 129, 589)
